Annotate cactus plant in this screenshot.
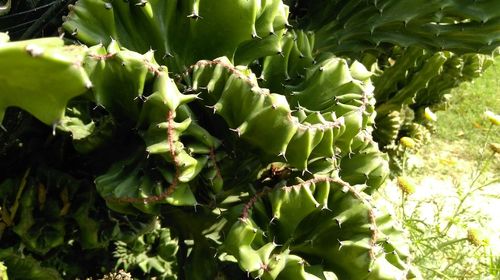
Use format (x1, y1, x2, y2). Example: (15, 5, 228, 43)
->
(0, 0, 499, 279)
(369, 46, 495, 174)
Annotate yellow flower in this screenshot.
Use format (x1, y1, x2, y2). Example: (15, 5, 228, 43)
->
(396, 176, 416, 195)
(400, 137, 416, 149)
(485, 110, 500, 126)
(424, 107, 437, 122)
(467, 228, 489, 247)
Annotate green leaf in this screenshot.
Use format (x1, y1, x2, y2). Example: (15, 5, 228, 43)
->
(0, 249, 62, 280)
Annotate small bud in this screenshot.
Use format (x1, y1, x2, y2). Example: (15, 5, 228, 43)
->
(400, 137, 416, 149)
(485, 110, 500, 126)
(396, 176, 416, 195)
(424, 107, 437, 122)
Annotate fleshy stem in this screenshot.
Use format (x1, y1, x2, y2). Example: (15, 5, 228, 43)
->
(240, 176, 380, 262)
(183, 58, 351, 131)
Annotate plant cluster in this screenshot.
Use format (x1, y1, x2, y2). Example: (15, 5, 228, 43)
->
(0, 0, 499, 279)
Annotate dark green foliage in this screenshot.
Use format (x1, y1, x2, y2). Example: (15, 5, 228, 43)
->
(0, 0, 73, 39)
(288, 0, 500, 55)
(113, 225, 178, 279)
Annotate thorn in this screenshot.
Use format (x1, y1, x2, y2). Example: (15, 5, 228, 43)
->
(135, 0, 147, 6)
(277, 151, 287, 162)
(104, 2, 112, 9)
(52, 122, 58, 136)
(229, 128, 241, 137)
(187, 13, 203, 20)
(251, 33, 262, 39)
(338, 240, 344, 250)
(93, 104, 105, 110)
(301, 169, 312, 176)
(134, 95, 146, 102)
(206, 105, 217, 114)
(162, 52, 173, 59)
(272, 236, 282, 246)
(0, 124, 7, 132)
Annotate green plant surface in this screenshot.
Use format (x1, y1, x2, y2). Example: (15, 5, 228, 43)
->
(0, 1, 499, 279)
(0, 36, 90, 125)
(0, 38, 411, 279)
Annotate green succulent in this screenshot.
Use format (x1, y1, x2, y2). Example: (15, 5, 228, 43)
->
(0, 0, 498, 279)
(113, 225, 178, 279)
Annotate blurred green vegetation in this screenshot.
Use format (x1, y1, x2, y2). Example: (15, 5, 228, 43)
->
(435, 57, 500, 157)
